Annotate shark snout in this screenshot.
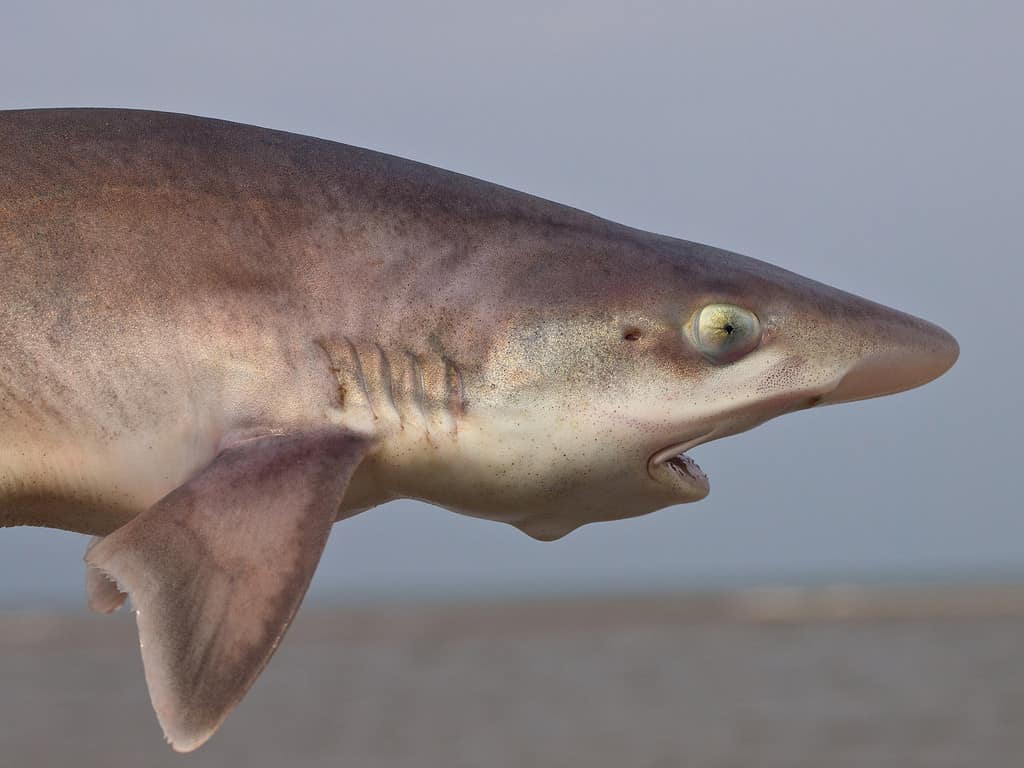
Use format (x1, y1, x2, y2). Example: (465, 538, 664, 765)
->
(820, 314, 959, 406)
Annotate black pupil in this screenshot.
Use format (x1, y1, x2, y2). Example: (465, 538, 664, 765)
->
(723, 323, 735, 334)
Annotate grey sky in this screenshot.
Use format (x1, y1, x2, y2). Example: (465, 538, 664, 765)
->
(1, 1, 1020, 607)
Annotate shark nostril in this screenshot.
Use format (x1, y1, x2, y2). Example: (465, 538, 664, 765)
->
(623, 328, 642, 341)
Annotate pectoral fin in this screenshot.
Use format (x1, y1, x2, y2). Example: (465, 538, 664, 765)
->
(85, 429, 369, 752)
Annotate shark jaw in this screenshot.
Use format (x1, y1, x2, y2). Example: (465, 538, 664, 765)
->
(647, 432, 714, 501)
(643, 391, 826, 503)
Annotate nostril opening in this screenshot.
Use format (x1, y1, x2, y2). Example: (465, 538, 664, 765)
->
(623, 328, 642, 341)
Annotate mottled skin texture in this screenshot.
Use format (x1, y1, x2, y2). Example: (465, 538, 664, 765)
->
(0, 109, 958, 749)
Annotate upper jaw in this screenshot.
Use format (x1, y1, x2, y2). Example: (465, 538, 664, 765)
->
(644, 390, 824, 501)
(649, 432, 715, 467)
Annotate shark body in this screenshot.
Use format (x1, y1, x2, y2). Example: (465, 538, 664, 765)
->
(0, 109, 958, 750)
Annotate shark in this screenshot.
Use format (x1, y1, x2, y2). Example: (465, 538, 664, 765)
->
(0, 108, 958, 751)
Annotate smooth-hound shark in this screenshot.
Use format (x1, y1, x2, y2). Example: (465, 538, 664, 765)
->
(0, 109, 958, 750)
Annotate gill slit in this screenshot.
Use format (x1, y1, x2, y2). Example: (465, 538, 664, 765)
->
(444, 357, 465, 433)
(406, 351, 431, 438)
(374, 343, 399, 422)
(343, 336, 377, 420)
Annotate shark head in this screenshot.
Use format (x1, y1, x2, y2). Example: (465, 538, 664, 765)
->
(396, 229, 959, 541)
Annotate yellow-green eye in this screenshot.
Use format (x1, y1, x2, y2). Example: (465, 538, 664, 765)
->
(692, 303, 762, 363)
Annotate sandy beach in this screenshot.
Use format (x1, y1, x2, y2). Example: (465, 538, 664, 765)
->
(2, 588, 1023, 767)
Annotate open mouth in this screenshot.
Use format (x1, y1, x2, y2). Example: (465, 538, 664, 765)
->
(645, 394, 827, 502)
(647, 433, 713, 500)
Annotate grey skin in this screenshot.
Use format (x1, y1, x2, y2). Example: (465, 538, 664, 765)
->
(0, 109, 958, 750)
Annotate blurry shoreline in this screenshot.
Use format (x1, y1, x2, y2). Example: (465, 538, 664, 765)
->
(7, 583, 1024, 645)
(5, 584, 1024, 767)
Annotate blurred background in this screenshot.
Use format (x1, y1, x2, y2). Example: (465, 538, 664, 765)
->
(1, 1, 1020, 766)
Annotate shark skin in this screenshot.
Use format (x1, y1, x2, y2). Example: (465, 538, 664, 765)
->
(0, 109, 958, 750)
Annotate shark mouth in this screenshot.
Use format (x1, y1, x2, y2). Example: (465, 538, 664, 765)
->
(647, 434, 713, 500)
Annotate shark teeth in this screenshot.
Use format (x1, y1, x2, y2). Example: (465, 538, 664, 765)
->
(647, 433, 713, 499)
(665, 453, 706, 482)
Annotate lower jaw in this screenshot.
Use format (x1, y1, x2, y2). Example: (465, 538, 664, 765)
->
(648, 452, 710, 500)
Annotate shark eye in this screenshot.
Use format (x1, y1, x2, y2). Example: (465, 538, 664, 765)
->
(692, 303, 762, 363)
